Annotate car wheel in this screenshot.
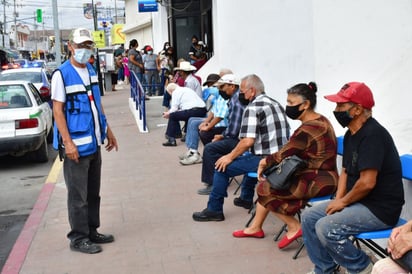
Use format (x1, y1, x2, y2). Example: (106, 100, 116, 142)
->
(47, 125, 54, 144)
(33, 136, 49, 163)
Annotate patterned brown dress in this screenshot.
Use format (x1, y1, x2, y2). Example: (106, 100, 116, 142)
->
(257, 115, 338, 216)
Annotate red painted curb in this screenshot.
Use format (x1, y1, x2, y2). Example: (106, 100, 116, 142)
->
(1, 182, 56, 274)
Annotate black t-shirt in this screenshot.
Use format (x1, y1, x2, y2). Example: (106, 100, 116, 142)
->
(342, 117, 404, 225)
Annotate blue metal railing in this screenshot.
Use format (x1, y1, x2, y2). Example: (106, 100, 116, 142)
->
(129, 71, 147, 132)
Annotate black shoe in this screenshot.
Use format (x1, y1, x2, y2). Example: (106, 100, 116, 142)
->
(192, 208, 225, 222)
(89, 232, 114, 244)
(197, 185, 212, 195)
(162, 140, 177, 146)
(233, 197, 253, 210)
(70, 239, 102, 254)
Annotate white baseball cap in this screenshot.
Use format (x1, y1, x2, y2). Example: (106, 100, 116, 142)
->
(70, 28, 93, 44)
(216, 74, 240, 86)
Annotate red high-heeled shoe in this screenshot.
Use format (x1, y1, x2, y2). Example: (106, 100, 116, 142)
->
(278, 228, 302, 249)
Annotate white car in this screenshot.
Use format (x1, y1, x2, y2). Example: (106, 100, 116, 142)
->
(0, 81, 53, 162)
(0, 67, 51, 104)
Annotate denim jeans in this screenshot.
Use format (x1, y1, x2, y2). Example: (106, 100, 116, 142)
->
(201, 138, 239, 185)
(63, 149, 102, 242)
(301, 201, 390, 274)
(185, 117, 205, 150)
(144, 70, 159, 95)
(207, 153, 261, 212)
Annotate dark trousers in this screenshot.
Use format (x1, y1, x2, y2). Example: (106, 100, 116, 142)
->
(201, 138, 239, 185)
(199, 127, 226, 146)
(63, 149, 102, 242)
(166, 108, 207, 138)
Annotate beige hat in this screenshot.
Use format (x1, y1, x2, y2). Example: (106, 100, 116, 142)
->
(216, 74, 240, 86)
(173, 61, 197, 71)
(70, 28, 93, 44)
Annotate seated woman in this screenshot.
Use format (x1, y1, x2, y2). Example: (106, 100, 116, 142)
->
(372, 219, 412, 274)
(233, 82, 338, 249)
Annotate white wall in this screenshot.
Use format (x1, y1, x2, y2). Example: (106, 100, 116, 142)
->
(198, 0, 412, 220)
(123, 0, 153, 50)
(199, 0, 412, 154)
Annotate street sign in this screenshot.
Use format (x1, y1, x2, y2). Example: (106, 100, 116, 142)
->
(138, 0, 158, 13)
(92, 31, 106, 48)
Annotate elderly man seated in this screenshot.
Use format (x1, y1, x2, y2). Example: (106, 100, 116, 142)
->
(162, 83, 207, 146)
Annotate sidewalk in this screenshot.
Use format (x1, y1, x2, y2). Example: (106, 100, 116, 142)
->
(2, 84, 314, 274)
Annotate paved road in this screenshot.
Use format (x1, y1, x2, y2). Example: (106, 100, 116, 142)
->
(0, 146, 57, 271)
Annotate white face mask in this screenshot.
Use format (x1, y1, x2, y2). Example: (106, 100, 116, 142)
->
(74, 48, 93, 64)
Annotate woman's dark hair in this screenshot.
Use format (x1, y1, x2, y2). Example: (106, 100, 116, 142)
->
(287, 82, 318, 109)
(191, 35, 199, 41)
(163, 42, 170, 50)
(129, 39, 138, 49)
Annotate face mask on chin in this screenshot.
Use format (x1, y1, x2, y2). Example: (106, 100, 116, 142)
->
(285, 103, 304, 120)
(218, 89, 231, 100)
(238, 92, 250, 106)
(73, 48, 93, 64)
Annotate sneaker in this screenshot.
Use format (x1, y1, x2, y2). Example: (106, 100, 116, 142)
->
(345, 262, 373, 274)
(70, 238, 102, 254)
(197, 185, 212, 195)
(178, 150, 191, 160)
(180, 152, 202, 165)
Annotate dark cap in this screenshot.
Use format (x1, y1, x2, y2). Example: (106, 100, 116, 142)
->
(203, 73, 220, 86)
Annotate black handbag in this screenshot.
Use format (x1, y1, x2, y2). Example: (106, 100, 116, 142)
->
(392, 250, 412, 273)
(262, 155, 307, 190)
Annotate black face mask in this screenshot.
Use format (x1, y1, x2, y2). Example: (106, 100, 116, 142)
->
(219, 90, 231, 100)
(285, 103, 304, 120)
(333, 111, 353, 128)
(238, 93, 250, 106)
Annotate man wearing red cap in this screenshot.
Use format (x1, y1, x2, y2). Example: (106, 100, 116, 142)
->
(301, 82, 405, 274)
(142, 46, 159, 96)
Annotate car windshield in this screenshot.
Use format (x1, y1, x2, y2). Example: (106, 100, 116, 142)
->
(0, 85, 32, 109)
(0, 72, 42, 83)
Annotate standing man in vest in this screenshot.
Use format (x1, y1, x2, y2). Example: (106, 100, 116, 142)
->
(51, 28, 118, 254)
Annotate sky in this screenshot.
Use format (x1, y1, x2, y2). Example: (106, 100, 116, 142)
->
(3, 0, 125, 31)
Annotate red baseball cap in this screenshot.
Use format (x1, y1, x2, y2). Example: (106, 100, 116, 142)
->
(324, 82, 375, 109)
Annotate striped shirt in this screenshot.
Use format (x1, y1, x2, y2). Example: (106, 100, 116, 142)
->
(239, 94, 290, 156)
(222, 89, 245, 139)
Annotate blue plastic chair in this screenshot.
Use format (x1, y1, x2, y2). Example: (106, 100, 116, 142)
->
(400, 154, 412, 180)
(336, 135, 344, 156)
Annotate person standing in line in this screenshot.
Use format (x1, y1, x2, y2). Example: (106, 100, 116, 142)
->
(302, 82, 404, 274)
(128, 39, 144, 83)
(51, 28, 119, 254)
(142, 46, 159, 96)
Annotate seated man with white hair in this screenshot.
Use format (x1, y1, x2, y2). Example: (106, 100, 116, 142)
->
(162, 83, 207, 146)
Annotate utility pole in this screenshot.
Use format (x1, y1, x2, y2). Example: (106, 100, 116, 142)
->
(13, 0, 17, 49)
(51, 0, 61, 65)
(2, 0, 6, 47)
(92, 0, 104, 95)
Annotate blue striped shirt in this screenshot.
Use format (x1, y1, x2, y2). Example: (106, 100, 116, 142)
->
(211, 95, 229, 127)
(223, 89, 245, 139)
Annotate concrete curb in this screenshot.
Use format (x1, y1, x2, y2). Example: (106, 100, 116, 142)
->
(1, 157, 63, 274)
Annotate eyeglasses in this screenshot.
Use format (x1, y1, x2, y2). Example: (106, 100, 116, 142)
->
(74, 42, 95, 50)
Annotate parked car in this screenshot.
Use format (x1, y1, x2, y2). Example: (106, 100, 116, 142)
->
(30, 60, 47, 69)
(0, 67, 51, 106)
(0, 81, 53, 162)
(14, 58, 31, 68)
